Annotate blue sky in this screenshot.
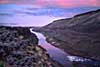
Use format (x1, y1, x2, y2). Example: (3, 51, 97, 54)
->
(0, 0, 100, 17)
(0, 4, 100, 17)
(0, 0, 100, 26)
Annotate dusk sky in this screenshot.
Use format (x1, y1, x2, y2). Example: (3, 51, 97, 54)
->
(0, 0, 100, 26)
(0, 0, 100, 16)
(0, 0, 100, 8)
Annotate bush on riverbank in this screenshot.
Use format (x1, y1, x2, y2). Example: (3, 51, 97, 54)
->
(0, 26, 62, 67)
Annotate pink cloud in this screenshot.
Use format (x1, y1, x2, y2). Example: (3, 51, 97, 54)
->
(32, 0, 100, 7)
(55, 0, 100, 7)
(0, 0, 9, 3)
(0, 0, 100, 7)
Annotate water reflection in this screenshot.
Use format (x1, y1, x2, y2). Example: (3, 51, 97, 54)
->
(30, 28, 100, 67)
(30, 28, 73, 67)
(1, 4, 100, 66)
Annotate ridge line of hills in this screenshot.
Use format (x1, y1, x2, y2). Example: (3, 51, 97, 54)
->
(33, 9, 100, 61)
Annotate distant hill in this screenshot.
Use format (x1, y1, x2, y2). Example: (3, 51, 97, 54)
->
(41, 9, 100, 60)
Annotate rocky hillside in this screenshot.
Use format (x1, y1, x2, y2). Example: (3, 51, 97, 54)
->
(38, 9, 100, 61)
(0, 26, 62, 67)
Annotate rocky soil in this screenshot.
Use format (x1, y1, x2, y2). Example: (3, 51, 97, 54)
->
(0, 26, 62, 67)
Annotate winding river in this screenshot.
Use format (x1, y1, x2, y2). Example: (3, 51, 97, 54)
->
(30, 28, 73, 67)
(1, 4, 100, 67)
(30, 28, 100, 67)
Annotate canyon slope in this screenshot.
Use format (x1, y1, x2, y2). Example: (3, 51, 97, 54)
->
(39, 9, 100, 60)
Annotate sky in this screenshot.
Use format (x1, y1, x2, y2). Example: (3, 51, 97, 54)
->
(0, 0, 100, 17)
(0, 0, 100, 26)
(0, 0, 100, 8)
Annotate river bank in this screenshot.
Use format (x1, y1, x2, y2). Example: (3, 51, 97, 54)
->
(30, 30, 73, 67)
(41, 9, 100, 61)
(31, 9, 100, 67)
(0, 26, 62, 67)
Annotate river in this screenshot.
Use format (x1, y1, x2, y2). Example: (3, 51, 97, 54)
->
(30, 28, 73, 67)
(1, 4, 100, 67)
(30, 28, 100, 67)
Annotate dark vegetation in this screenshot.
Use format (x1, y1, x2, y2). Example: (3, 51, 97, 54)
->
(0, 26, 62, 67)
